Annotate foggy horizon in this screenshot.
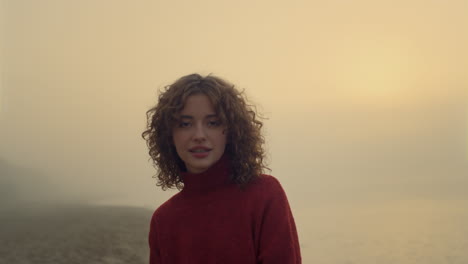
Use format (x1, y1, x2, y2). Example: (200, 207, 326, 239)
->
(1, 1, 468, 262)
(1, 0, 467, 211)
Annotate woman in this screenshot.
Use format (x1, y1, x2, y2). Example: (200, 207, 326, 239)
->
(142, 73, 301, 263)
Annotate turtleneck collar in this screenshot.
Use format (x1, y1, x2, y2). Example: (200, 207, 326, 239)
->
(180, 154, 231, 195)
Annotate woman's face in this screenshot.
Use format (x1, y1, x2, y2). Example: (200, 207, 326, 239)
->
(172, 94, 227, 174)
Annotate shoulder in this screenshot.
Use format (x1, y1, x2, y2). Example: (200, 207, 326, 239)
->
(249, 174, 284, 192)
(245, 174, 288, 202)
(246, 174, 294, 218)
(150, 192, 183, 223)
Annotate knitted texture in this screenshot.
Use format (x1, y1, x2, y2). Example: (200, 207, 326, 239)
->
(149, 155, 301, 263)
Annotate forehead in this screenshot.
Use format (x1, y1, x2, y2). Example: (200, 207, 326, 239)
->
(179, 94, 216, 115)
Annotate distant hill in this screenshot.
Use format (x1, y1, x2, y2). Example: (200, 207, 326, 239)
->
(0, 159, 79, 209)
(0, 159, 19, 208)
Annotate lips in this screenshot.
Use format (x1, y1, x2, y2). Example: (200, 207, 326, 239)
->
(189, 146, 212, 153)
(189, 146, 211, 158)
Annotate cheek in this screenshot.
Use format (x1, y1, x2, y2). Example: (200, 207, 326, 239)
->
(172, 131, 185, 147)
(220, 131, 228, 144)
(222, 129, 228, 143)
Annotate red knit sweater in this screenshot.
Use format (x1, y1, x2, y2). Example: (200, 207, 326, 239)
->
(148, 155, 301, 263)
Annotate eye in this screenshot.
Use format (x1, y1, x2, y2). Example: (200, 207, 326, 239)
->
(178, 121, 191, 128)
(207, 120, 222, 127)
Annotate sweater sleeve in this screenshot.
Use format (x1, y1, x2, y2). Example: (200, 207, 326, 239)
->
(255, 176, 301, 264)
(148, 212, 161, 264)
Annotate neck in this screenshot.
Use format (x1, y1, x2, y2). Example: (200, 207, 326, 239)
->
(180, 154, 231, 195)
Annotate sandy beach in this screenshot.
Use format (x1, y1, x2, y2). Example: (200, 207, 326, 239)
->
(0, 204, 152, 264)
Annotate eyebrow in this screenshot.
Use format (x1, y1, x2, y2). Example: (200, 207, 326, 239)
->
(179, 114, 218, 119)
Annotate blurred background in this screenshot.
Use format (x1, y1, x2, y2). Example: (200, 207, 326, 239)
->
(1, 0, 467, 263)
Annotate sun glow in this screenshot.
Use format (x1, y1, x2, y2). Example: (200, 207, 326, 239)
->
(330, 35, 420, 105)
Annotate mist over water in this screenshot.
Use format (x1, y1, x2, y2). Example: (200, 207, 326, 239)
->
(297, 200, 468, 263)
(1, 0, 467, 263)
(0, 158, 121, 210)
(0, 159, 65, 209)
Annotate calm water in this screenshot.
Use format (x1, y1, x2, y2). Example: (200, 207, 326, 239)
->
(297, 199, 468, 264)
(1, 200, 467, 263)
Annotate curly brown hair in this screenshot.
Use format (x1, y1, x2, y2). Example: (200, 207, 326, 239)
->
(142, 73, 268, 190)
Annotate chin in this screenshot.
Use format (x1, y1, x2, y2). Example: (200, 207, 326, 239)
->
(186, 159, 216, 173)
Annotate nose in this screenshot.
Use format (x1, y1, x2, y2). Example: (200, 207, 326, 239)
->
(192, 123, 207, 142)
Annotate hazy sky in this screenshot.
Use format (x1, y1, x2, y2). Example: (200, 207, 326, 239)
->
(1, 0, 467, 211)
